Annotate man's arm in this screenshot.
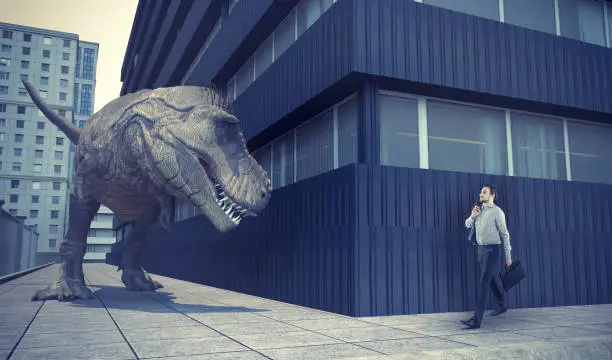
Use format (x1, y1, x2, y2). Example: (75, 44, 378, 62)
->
(465, 215, 475, 229)
(495, 209, 512, 264)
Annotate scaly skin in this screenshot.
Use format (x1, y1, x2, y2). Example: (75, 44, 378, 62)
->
(23, 80, 271, 301)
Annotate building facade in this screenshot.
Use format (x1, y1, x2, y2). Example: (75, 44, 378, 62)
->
(110, 0, 612, 317)
(0, 22, 113, 263)
(0, 23, 78, 256)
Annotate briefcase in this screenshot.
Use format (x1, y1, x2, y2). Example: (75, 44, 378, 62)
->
(499, 260, 526, 291)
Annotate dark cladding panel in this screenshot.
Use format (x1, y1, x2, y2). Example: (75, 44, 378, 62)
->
(352, 0, 612, 116)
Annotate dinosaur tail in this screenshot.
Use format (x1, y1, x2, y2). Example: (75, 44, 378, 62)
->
(22, 80, 81, 144)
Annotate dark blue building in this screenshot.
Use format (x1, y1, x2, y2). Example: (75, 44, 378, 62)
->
(109, 0, 612, 317)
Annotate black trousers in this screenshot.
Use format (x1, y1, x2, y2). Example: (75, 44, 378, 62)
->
(474, 244, 506, 322)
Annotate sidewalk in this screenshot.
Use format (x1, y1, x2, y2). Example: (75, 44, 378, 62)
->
(1, 263, 611, 359)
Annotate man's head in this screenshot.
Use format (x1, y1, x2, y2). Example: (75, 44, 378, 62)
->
(479, 184, 496, 204)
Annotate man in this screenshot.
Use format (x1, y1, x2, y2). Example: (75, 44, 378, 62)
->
(461, 184, 512, 329)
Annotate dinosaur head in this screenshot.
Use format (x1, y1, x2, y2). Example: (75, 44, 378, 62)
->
(135, 87, 271, 232)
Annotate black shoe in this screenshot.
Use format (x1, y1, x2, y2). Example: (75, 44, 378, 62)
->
(490, 306, 508, 316)
(460, 317, 481, 329)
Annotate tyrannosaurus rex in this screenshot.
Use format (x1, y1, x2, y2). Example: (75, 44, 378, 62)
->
(22, 80, 271, 301)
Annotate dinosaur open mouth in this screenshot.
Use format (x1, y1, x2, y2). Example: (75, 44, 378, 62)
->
(197, 157, 248, 225)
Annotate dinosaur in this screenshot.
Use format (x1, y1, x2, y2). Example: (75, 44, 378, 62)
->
(22, 80, 271, 301)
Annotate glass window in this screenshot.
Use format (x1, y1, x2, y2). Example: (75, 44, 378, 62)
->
(295, 109, 333, 181)
(608, 0, 612, 46)
(504, 0, 557, 35)
(337, 97, 358, 167)
(558, 0, 606, 46)
(272, 132, 295, 188)
(424, 0, 500, 21)
(226, 77, 236, 101)
(567, 121, 612, 184)
(297, 0, 333, 36)
(274, 10, 296, 60)
(253, 144, 272, 180)
(254, 34, 274, 78)
(379, 94, 420, 168)
(511, 112, 566, 180)
(427, 101, 508, 175)
(234, 58, 253, 97)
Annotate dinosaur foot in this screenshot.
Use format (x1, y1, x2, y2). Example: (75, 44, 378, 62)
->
(121, 268, 163, 291)
(31, 278, 94, 301)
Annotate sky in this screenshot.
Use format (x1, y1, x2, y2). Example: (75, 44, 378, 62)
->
(0, 0, 139, 112)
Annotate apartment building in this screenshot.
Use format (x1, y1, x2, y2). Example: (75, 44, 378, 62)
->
(0, 22, 114, 262)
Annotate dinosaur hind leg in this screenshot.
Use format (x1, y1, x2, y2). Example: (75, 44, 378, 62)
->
(32, 193, 100, 301)
(119, 206, 163, 291)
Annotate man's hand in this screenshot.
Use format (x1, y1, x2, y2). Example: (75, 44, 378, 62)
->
(471, 206, 480, 218)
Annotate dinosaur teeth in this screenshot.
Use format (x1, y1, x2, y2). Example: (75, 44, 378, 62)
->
(213, 181, 246, 224)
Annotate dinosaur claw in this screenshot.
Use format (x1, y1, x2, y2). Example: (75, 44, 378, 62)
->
(31, 279, 94, 302)
(121, 268, 163, 292)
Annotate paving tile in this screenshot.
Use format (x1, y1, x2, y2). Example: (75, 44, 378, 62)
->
(261, 310, 340, 321)
(575, 322, 612, 333)
(122, 325, 221, 342)
(230, 330, 342, 350)
(356, 337, 473, 356)
(357, 315, 440, 326)
(260, 343, 387, 359)
(513, 312, 612, 326)
(414, 311, 476, 322)
(9, 341, 136, 360)
(115, 315, 200, 329)
(315, 326, 423, 343)
(18, 328, 125, 348)
(286, 317, 375, 331)
(27, 316, 117, 334)
(148, 350, 270, 359)
(189, 311, 269, 325)
(440, 330, 544, 346)
(130, 336, 250, 358)
(0, 331, 21, 350)
(0, 322, 30, 336)
(513, 325, 612, 340)
(210, 320, 304, 336)
(392, 316, 553, 337)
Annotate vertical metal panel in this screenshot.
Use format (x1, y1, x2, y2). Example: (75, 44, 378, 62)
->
(108, 163, 611, 317)
(127, 166, 358, 315)
(354, 0, 612, 115)
(354, 164, 612, 316)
